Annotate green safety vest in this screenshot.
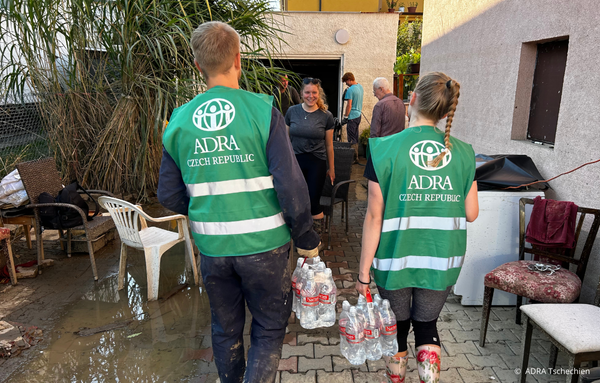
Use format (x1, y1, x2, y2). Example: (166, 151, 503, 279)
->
(163, 86, 291, 256)
(369, 126, 476, 290)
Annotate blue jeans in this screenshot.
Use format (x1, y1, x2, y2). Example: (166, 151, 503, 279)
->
(200, 244, 292, 383)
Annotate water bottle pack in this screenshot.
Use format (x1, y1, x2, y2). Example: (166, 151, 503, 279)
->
(292, 257, 337, 329)
(338, 291, 399, 365)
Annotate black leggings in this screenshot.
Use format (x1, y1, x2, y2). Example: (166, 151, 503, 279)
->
(379, 286, 452, 352)
(296, 153, 327, 216)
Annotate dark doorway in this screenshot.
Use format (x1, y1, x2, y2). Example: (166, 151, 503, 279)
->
(261, 59, 342, 118)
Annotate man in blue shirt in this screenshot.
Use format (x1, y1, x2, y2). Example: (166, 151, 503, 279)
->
(342, 72, 363, 163)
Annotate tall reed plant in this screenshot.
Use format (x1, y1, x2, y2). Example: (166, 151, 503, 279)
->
(0, 0, 288, 199)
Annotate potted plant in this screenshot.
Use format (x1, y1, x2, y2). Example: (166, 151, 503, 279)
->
(398, 2, 405, 12)
(407, 1, 418, 13)
(408, 51, 421, 74)
(386, 0, 398, 12)
(359, 127, 371, 157)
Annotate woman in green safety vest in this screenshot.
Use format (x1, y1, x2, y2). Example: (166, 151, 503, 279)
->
(357, 72, 479, 383)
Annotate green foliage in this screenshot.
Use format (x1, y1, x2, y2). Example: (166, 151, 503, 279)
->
(386, 0, 399, 9)
(394, 49, 420, 74)
(0, 0, 289, 199)
(396, 16, 422, 58)
(359, 127, 370, 146)
(409, 2, 418, 7)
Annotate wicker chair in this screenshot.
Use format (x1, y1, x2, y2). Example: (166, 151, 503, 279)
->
(16, 158, 115, 281)
(320, 142, 355, 249)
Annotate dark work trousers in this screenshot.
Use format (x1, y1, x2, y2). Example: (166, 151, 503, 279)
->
(200, 243, 292, 383)
(295, 152, 327, 216)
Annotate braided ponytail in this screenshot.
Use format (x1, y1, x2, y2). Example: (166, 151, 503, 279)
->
(427, 77, 460, 167)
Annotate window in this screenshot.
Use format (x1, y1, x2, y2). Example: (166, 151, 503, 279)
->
(511, 37, 569, 146)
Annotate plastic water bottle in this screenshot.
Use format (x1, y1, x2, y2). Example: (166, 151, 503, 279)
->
(345, 307, 366, 365)
(338, 301, 351, 358)
(318, 269, 337, 327)
(373, 293, 382, 308)
(295, 264, 309, 320)
(380, 299, 399, 356)
(291, 258, 304, 313)
(364, 301, 383, 361)
(305, 255, 320, 266)
(300, 270, 319, 329)
(356, 294, 367, 323)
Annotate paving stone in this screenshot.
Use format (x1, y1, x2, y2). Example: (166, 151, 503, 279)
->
(366, 358, 386, 372)
(281, 370, 316, 383)
(437, 318, 465, 330)
(441, 367, 465, 383)
(314, 344, 341, 358)
(297, 334, 328, 345)
(337, 288, 358, 297)
(328, 335, 340, 345)
(278, 356, 298, 372)
(440, 354, 473, 370)
(326, 261, 348, 269)
(456, 319, 483, 331)
(298, 356, 332, 372)
(332, 356, 368, 372)
(466, 353, 509, 369)
(486, 329, 521, 343)
(339, 267, 357, 275)
(315, 370, 353, 383)
(332, 274, 353, 282)
(492, 367, 520, 383)
(449, 329, 480, 342)
(324, 250, 344, 257)
(352, 369, 396, 383)
(342, 281, 355, 288)
(282, 343, 314, 358)
(443, 340, 481, 356)
(457, 367, 498, 382)
(475, 341, 515, 356)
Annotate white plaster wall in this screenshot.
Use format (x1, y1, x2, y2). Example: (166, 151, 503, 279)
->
(421, 0, 600, 303)
(274, 12, 399, 134)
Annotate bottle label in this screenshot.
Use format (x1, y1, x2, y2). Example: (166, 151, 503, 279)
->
(295, 288, 301, 298)
(364, 328, 379, 339)
(339, 326, 346, 335)
(292, 281, 296, 290)
(345, 332, 364, 344)
(319, 293, 335, 304)
(302, 296, 319, 307)
(382, 324, 398, 336)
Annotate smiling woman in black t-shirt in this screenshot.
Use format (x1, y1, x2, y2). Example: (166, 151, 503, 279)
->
(285, 78, 335, 231)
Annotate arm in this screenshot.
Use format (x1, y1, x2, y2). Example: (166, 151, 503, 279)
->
(370, 104, 381, 137)
(465, 181, 479, 222)
(291, 87, 301, 105)
(356, 180, 385, 297)
(267, 107, 320, 251)
(157, 147, 189, 216)
(344, 99, 353, 118)
(325, 129, 335, 184)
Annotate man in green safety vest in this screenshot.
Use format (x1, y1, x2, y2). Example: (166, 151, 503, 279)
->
(158, 21, 320, 383)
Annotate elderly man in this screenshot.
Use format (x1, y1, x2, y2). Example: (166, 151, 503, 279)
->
(157, 21, 319, 383)
(370, 77, 406, 138)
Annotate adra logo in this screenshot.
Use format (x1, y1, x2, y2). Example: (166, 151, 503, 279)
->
(192, 98, 235, 131)
(409, 140, 452, 171)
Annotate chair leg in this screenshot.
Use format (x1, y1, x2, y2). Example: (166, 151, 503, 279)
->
(480, 286, 494, 347)
(145, 247, 162, 301)
(118, 243, 128, 291)
(5, 240, 18, 285)
(34, 215, 44, 275)
(345, 200, 349, 233)
(58, 229, 65, 251)
(327, 210, 333, 250)
(67, 229, 72, 257)
(341, 201, 345, 220)
(24, 224, 32, 250)
(549, 344, 558, 369)
(516, 295, 523, 325)
(85, 231, 98, 281)
(519, 316, 534, 383)
(183, 226, 199, 286)
(566, 354, 580, 383)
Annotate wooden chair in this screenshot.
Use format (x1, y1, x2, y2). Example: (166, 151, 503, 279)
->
(98, 196, 198, 301)
(0, 227, 17, 285)
(480, 198, 600, 347)
(320, 142, 355, 249)
(519, 275, 600, 383)
(16, 158, 115, 280)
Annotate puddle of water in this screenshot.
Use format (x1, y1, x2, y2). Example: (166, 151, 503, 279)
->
(7, 242, 213, 382)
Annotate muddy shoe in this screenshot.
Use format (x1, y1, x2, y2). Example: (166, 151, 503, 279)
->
(312, 218, 324, 234)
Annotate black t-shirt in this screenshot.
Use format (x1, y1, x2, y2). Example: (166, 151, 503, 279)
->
(285, 105, 334, 161)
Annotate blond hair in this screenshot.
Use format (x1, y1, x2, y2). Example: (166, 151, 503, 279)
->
(190, 21, 240, 78)
(413, 72, 461, 167)
(301, 82, 328, 112)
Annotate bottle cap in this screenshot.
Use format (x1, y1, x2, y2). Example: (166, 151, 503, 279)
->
(349, 306, 357, 314)
(307, 270, 314, 278)
(325, 268, 332, 275)
(342, 300, 350, 309)
(382, 299, 390, 307)
(297, 258, 304, 265)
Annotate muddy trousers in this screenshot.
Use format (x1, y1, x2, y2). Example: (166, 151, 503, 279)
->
(200, 244, 292, 383)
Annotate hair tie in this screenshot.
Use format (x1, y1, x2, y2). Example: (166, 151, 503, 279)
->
(446, 80, 452, 89)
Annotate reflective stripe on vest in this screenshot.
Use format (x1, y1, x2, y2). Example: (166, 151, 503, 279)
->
(190, 212, 286, 235)
(372, 255, 464, 272)
(187, 175, 274, 197)
(381, 216, 466, 233)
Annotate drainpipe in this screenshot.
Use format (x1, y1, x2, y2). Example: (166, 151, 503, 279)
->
(319, 0, 321, 11)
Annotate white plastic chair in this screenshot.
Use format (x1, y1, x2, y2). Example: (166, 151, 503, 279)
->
(98, 196, 198, 301)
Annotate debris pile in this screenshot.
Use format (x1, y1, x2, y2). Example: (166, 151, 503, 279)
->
(0, 321, 43, 358)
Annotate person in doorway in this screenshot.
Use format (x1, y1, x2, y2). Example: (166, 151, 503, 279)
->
(274, 74, 301, 117)
(157, 21, 320, 383)
(342, 72, 364, 162)
(370, 77, 406, 138)
(356, 72, 479, 383)
(285, 77, 335, 233)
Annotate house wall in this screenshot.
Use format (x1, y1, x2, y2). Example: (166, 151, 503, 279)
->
(275, 12, 399, 135)
(421, 0, 600, 303)
(285, 0, 425, 13)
